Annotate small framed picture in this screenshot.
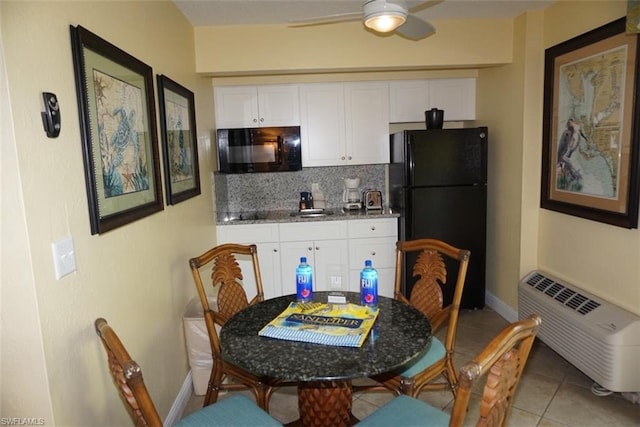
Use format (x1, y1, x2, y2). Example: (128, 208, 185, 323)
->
(157, 75, 201, 205)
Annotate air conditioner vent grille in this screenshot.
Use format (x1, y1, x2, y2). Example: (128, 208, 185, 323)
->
(555, 288, 576, 303)
(524, 272, 600, 315)
(545, 282, 564, 296)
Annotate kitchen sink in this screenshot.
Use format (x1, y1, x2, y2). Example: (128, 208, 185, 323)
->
(291, 209, 334, 218)
(221, 211, 269, 222)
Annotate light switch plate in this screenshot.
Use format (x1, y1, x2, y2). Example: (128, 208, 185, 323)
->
(52, 236, 76, 279)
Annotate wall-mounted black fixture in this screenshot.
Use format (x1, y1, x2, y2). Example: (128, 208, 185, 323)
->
(41, 92, 61, 138)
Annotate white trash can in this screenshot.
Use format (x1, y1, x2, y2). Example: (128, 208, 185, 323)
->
(183, 296, 218, 395)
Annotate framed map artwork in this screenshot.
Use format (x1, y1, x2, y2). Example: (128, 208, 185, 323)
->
(70, 25, 163, 234)
(541, 17, 640, 228)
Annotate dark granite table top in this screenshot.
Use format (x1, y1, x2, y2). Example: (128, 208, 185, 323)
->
(220, 292, 432, 382)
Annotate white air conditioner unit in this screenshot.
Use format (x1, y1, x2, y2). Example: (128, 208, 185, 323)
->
(518, 270, 640, 392)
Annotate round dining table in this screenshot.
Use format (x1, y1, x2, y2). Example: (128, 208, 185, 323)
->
(219, 291, 432, 427)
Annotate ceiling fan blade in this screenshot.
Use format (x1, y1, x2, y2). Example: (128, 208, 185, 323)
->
(395, 14, 436, 39)
(288, 11, 362, 27)
(407, 0, 445, 14)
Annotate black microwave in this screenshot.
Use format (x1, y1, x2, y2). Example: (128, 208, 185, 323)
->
(216, 126, 302, 173)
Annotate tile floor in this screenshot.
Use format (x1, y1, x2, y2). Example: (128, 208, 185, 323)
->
(181, 308, 640, 426)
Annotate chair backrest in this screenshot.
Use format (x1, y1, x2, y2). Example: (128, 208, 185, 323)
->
(450, 314, 542, 427)
(189, 243, 265, 326)
(95, 318, 163, 427)
(393, 238, 470, 341)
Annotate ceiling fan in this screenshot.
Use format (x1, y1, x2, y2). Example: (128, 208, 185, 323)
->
(288, 0, 439, 40)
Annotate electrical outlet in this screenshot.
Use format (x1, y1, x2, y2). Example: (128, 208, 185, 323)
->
(52, 236, 76, 280)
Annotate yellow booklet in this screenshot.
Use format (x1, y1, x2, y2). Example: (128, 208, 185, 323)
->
(258, 302, 379, 347)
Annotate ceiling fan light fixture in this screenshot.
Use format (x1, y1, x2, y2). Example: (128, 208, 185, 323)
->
(363, 0, 407, 33)
(364, 12, 406, 32)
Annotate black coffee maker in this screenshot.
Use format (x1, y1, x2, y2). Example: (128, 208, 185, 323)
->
(299, 192, 313, 210)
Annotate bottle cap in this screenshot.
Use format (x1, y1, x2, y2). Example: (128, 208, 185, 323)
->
(301, 257, 307, 263)
(365, 260, 372, 267)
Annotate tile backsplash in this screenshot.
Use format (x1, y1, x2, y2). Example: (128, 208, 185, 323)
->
(214, 164, 386, 213)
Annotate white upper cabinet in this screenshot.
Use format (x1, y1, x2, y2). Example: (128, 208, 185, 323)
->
(214, 85, 300, 128)
(389, 78, 476, 123)
(389, 80, 429, 123)
(344, 82, 390, 165)
(428, 78, 476, 121)
(299, 83, 347, 167)
(300, 81, 389, 167)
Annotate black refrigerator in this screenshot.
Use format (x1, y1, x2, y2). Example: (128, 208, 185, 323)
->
(389, 127, 488, 309)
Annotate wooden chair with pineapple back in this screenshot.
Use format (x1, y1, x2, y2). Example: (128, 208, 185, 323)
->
(357, 314, 542, 427)
(355, 238, 470, 398)
(94, 318, 282, 427)
(189, 243, 285, 411)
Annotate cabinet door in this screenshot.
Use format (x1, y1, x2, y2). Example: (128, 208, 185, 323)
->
(256, 242, 282, 299)
(216, 224, 281, 298)
(299, 83, 346, 167)
(428, 78, 476, 121)
(279, 239, 349, 295)
(214, 86, 259, 128)
(280, 241, 315, 296)
(345, 82, 390, 165)
(313, 239, 349, 292)
(349, 236, 396, 272)
(389, 80, 429, 123)
(258, 85, 300, 126)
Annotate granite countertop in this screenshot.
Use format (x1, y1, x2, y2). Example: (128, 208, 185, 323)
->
(216, 208, 400, 225)
(219, 292, 432, 381)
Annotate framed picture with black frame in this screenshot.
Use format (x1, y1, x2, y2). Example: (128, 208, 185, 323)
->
(541, 17, 640, 229)
(156, 75, 201, 205)
(70, 25, 163, 234)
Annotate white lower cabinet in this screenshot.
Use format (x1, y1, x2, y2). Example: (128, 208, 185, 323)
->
(216, 218, 397, 299)
(279, 220, 350, 295)
(216, 223, 281, 300)
(347, 218, 398, 297)
(280, 239, 349, 295)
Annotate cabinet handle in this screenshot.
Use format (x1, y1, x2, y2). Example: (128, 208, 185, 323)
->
(273, 249, 278, 253)
(348, 156, 352, 160)
(315, 246, 320, 250)
(253, 118, 258, 123)
(371, 251, 377, 256)
(260, 117, 264, 122)
(370, 226, 376, 231)
(341, 156, 346, 160)
(308, 247, 313, 251)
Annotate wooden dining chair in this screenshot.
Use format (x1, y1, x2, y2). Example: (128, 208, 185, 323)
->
(356, 238, 470, 398)
(357, 314, 542, 427)
(189, 243, 286, 411)
(94, 318, 282, 427)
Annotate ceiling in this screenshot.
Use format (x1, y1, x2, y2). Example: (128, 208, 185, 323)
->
(173, 0, 555, 27)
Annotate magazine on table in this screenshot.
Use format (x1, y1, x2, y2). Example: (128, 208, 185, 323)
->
(258, 302, 379, 347)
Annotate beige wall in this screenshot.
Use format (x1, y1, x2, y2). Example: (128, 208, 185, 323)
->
(1, 1, 215, 425)
(476, 10, 545, 310)
(194, 19, 515, 76)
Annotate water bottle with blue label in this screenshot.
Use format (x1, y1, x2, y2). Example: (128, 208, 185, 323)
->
(360, 259, 378, 307)
(296, 257, 313, 302)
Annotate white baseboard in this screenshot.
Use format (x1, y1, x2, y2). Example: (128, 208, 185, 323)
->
(165, 371, 193, 427)
(485, 290, 518, 323)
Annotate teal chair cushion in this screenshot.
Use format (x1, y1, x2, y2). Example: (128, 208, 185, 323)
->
(398, 336, 446, 378)
(175, 394, 282, 427)
(357, 395, 450, 427)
